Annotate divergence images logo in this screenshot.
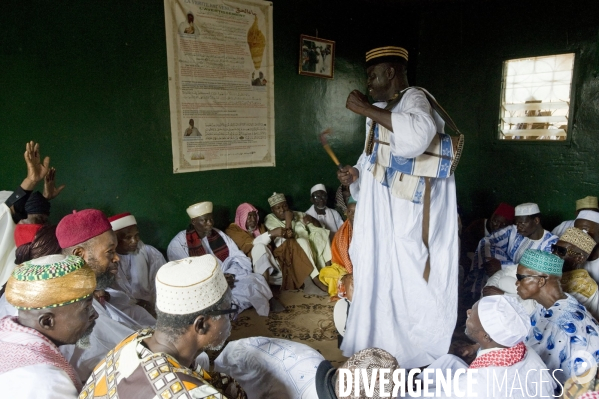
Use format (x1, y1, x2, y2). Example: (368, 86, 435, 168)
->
(570, 350, 598, 385)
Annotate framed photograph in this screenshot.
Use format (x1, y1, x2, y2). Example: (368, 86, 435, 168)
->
(299, 35, 335, 79)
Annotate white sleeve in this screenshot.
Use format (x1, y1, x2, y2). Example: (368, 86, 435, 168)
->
(166, 231, 188, 261)
(389, 89, 438, 159)
(253, 231, 271, 246)
(485, 268, 508, 288)
(0, 364, 79, 399)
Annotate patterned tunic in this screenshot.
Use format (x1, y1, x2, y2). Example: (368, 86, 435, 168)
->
(526, 294, 599, 384)
(80, 329, 246, 399)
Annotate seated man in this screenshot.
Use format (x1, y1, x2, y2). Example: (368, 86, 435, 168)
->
(517, 249, 599, 384)
(167, 201, 273, 316)
(265, 192, 331, 293)
(108, 212, 166, 311)
(215, 337, 324, 399)
(305, 184, 344, 240)
(225, 203, 313, 296)
(576, 210, 599, 282)
(58, 209, 155, 381)
(483, 227, 598, 317)
(81, 255, 247, 399)
(319, 197, 356, 299)
(461, 202, 515, 271)
(553, 196, 598, 237)
(0, 254, 98, 398)
(428, 295, 555, 398)
(465, 202, 557, 301)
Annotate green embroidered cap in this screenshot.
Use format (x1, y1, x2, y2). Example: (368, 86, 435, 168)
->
(519, 249, 564, 276)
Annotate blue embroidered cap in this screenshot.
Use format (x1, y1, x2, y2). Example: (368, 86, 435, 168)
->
(520, 249, 564, 276)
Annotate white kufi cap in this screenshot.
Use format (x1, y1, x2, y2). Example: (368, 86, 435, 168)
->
(515, 203, 540, 216)
(310, 184, 326, 195)
(155, 255, 228, 315)
(478, 295, 530, 347)
(577, 210, 599, 224)
(187, 202, 213, 219)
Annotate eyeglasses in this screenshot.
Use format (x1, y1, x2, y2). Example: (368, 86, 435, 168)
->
(204, 303, 239, 321)
(516, 273, 548, 281)
(551, 244, 583, 258)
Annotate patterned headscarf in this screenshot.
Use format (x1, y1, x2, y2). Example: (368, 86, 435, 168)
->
(335, 348, 400, 398)
(235, 203, 260, 237)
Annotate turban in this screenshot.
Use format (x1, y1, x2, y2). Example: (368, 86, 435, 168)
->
(6, 254, 96, 310)
(478, 295, 530, 347)
(108, 212, 137, 231)
(155, 255, 228, 315)
(268, 192, 286, 207)
(56, 209, 112, 249)
(520, 249, 563, 276)
(515, 203, 540, 217)
(577, 210, 599, 225)
(14, 224, 43, 247)
(493, 202, 515, 223)
(24, 191, 51, 215)
(187, 202, 213, 219)
(310, 184, 326, 195)
(365, 46, 408, 68)
(234, 203, 259, 237)
(560, 227, 597, 254)
(576, 196, 598, 211)
(316, 348, 399, 399)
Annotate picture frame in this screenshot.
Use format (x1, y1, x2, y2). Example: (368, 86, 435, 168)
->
(299, 35, 335, 79)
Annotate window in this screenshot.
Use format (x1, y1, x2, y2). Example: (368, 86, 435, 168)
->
(499, 53, 575, 141)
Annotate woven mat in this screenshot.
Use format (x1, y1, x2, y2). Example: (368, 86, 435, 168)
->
(208, 289, 348, 367)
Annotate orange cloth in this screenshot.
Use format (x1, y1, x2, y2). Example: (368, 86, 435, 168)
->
(331, 220, 353, 273)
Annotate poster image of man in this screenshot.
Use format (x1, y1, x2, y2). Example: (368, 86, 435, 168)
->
(251, 71, 267, 86)
(299, 36, 334, 78)
(178, 12, 200, 37)
(184, 119, 202, 137)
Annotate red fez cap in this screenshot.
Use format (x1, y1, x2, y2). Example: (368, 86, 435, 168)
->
(14, 224, 43, 247)
(56, 209, 112, 249)
(493, 203, 515, 223)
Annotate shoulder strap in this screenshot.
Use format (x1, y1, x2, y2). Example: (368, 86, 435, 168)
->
(410, 86, 462, 135)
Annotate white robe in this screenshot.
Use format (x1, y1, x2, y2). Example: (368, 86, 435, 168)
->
(584, 258, 599, 283)
(0, 202, 16, 289)
(305, 205, 344, 240)
(341, 88, 459, 368)
(552, 219, 575, 237)
(167, 228, 272, 316)
(484, 265, 538, 315)
(113, 241, 166, 303)
(420, 351, 555, 398)
(0, 361, 79, 399)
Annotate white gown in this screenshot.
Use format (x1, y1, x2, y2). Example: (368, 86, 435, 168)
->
(167, 228, 272, 316)
(113, 241, 166, 303)
(0, 202, 16, 289)
(341, 88, 459, 368)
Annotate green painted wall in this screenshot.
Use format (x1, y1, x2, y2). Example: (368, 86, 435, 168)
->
(2, 0, 597, 251)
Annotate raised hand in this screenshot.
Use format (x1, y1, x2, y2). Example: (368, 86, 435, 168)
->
(346, 90, 371, 116)
(337, 165, 359, 186)
(43, 167, 66, 200)
(22, 141, 50, 190)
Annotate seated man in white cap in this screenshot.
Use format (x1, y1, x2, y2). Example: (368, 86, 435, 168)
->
(575, 210, 599, 282)
(265, 192, 331, 293)
(167, 201, 273, 316)
(108, 212, 166, 312)
(483, 227, 598, 317)
(0, 254, 98, 399)
(57, 209, 156, 381)
(81, 255, 247, 399)
(306, 184, 344, 241)
(429, 296, 555, 398)
(517, 249, 599, 384)
(215, 337, 324, 399)
(464, 202, 557, 301)
(553, 196, 599, 237)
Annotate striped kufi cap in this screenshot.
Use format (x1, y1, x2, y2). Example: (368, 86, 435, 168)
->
(519, 249, 564, 276)
(6, 254, 96, 310)
(560, 227, 597, 254)
(155, 255, 228, 315)
(365, 46, 408, 67)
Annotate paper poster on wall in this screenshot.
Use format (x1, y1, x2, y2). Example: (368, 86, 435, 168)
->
(164, 0, 274, 173)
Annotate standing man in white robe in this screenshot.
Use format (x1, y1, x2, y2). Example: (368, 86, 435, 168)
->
(305, 183, 344, 241)
(167, 201, 273, 316)
(337, 45, 458, 368)
(108, 212, 166, 310)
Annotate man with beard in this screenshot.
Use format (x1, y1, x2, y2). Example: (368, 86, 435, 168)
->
(305, 184, 344, 241)
(57, 209, 155, 381)
(575, 210, 599, 282)
(108, 212, 166, 312)
(0, 254, 98, 398)
(81, 255, 247, 399)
